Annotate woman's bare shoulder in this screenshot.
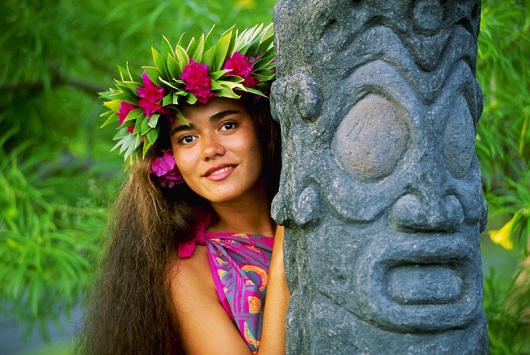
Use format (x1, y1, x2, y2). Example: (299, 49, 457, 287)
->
(167, 246, 217, 311)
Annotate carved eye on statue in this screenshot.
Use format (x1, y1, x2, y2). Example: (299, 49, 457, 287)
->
(442, 95, 475, 178)
(331, 94, 410, 183)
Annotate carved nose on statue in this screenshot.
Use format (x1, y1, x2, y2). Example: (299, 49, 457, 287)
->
(388, 194, 464, 233)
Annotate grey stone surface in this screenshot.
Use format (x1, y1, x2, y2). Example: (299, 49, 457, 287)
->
(271, 0, 488, 353)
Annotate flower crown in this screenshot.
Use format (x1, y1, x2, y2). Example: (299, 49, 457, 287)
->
(100, 24, 275, 167)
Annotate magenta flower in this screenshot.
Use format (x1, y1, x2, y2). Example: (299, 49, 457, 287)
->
(118, 101, 137, 133)
(118, 101, 136, 124)
(150, 149, 183, 188)
(137, 72, 169, 118)
(180, 60, 215, 104)
(223, 52, 259, 88)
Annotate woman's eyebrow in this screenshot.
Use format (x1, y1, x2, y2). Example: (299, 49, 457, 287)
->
(170, 109, 241, 136)
(171, 123, 195, 136)
(210, 109, 240, 122)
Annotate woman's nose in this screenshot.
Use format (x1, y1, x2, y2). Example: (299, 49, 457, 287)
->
(201, 134, 226, 161)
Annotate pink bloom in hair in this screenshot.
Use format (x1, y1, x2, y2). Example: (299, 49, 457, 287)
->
(150, 149, 183, 188)
(137, 72, 169, 118)
(243, 74, 259, 88)
(118, 101, 137, 124)
(223, 52, 258, 88)
(118, 101, 137, 134)
(180, 60, 215, 104)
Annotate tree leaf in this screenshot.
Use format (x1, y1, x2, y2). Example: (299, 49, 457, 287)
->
(151, 47, 166, 76)
(143, 67, 160, 85)
(190, 33, 206, 62)
(161, 35, 175, 58)
(148, 114, 159, 129)
(175, 45, 189, 73)
(186, 94, 197, 105)
(146, 126, 159, 144)
(212, 28, 233, 72)
(167, 54, 182, 79)
(216, 86, 240, 99)
(123, 108, 143, 123)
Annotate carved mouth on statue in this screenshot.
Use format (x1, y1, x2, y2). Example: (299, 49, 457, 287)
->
(354, 234, 482, 332)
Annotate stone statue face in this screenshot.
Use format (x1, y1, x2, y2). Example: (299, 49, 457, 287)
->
(320, 60, 485, 332)
(274, 60, 486, 333)
(272, 0, 487, 350)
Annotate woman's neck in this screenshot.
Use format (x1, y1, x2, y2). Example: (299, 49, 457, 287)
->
(208, 189, 275, 237)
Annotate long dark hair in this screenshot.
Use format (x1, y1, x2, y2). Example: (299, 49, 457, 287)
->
(76, 97, 281, 354)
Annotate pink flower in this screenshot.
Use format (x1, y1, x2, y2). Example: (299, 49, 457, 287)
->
(118, 101, 137, 134)
(180, 60, 215, 104)
(150, 149, 183, 188)
(223, 52, 259, 88)
(243, 74, 259, 88)
(137, 72, 169, 118)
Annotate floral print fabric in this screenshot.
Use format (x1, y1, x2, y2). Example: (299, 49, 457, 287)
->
(178, 229, 273, 354)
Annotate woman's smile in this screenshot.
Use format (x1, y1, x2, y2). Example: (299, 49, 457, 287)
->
(203, 164, 237, 181)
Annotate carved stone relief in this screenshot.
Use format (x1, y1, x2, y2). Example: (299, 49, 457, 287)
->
(271, 0, 488, 353)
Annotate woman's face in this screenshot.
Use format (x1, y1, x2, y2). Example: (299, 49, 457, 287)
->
(170, 98, 264, 205)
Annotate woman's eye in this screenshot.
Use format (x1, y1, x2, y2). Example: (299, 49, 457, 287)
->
(220, 121, 238, 131)
(179, 135, 196, 145)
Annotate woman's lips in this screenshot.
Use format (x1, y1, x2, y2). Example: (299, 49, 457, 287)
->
(203, 164, 236, 181)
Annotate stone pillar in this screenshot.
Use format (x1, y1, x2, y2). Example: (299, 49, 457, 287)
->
(271, 0, 488, 353)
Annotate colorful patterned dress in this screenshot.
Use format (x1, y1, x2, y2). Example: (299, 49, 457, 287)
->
(178, 225, 274, 354)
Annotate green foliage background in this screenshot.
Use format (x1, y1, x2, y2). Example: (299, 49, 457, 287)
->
(0, 0, 528, 352)
(476, 1, 530, 352)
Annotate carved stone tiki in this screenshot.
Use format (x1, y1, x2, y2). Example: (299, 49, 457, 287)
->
(271, 0, 488, 353)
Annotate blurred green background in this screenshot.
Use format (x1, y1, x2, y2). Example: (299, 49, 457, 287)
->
(0, 0, 528, 354)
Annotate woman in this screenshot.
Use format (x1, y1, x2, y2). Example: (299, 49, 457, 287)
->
(77, 24, 289, 354)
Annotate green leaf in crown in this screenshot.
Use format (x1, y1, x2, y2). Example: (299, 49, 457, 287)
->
(100, 23, 275, 166)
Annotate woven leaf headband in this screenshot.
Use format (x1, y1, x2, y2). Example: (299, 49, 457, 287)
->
(100, 23, 275, 166)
